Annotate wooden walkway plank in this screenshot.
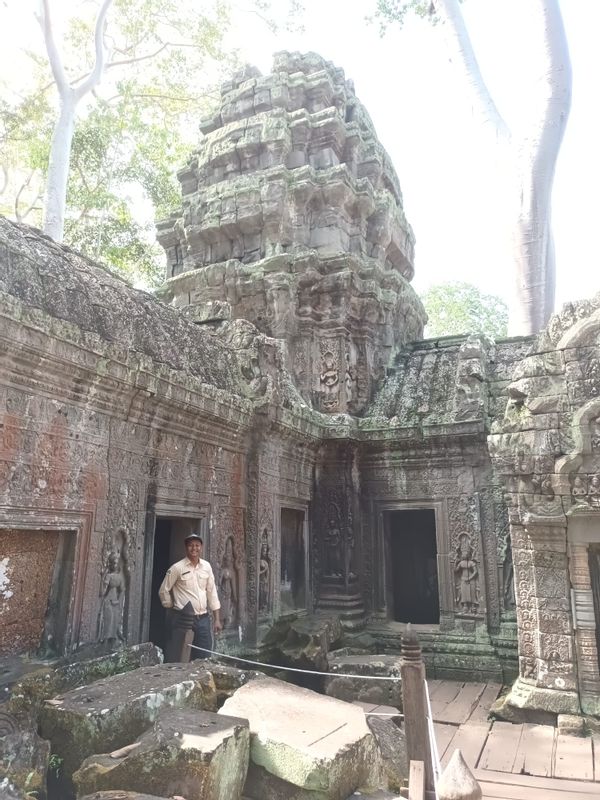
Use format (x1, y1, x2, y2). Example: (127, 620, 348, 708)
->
(593, 735, 600, 782)
(473, 769, 600, 800)
(435, 682, 486, 725)
(425, 679, 443, 698)
(430, 681, 463, 719)
(554, 734, 594, 781)
(434, 722, 458, 762)
(441, 721, 491, 769)
(468, 682, 502, 723)
(512, 722, 556, 777)
(481, 782, 600, 799)
(479, 722, 524, 773)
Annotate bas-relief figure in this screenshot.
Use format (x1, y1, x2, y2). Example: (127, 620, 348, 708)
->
(454, 533, 479, 614)
(99, 553, 126, 644)
(220, 536, 238, 629)
(258, 529, 271, 614)
(324, 502, 343, 577)
(320, 350, 340, 412)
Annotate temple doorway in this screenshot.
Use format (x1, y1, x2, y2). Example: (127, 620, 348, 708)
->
(387, 509, 440, 624)
(148, 516, 201, 653)
(588, 544, 600, 668)
(280, 508, 307, 613)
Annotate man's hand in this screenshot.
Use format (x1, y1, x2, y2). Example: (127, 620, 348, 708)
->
(213, 613, 223, 635)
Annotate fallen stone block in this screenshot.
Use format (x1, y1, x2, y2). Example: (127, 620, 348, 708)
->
(0, 727, 50, 799)
(263, 613, 343, 674)
(74, 708, 249, 800)
(39, 663, 217, 777)
(202, 660, 265, 704)
(220, 676, 381, 800)
(365, 716, 408, 792)
(325, 654, 402, 708)
(8, 643, 162, 718)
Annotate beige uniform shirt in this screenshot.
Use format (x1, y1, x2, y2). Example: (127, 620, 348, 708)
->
(158, 557, 220, 615)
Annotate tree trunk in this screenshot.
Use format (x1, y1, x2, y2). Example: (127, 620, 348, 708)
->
(509, 0, 571, 336)
(43, 92, 76, 242)
(433, 0, 571, 337)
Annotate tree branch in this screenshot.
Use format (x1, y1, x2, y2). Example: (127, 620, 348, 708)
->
(0, 164, 8, 196)
(75, 0, 114, 100)
(432, 0, 510, 140)
(38, 0, 70, 95)
(14, 170, 41, 222)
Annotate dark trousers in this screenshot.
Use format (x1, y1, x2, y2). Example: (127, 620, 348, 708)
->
(191, 613, 213, 660)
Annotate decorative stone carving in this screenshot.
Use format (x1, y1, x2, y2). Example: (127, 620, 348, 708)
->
(258, 528, 272, 614)
(454, 533, 480, 615)
(324, 501, 343, 578)
(320, 347, 340, 413)
(99, 527, 130, 645)
(499, 531, 516, 613)
(157, 51, 427, 413)
(220, 536, 239, 630)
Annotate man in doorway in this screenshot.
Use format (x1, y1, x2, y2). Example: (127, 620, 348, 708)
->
(158, 533, 222, 661)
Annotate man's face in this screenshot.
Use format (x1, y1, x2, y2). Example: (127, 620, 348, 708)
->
(185, 539, 203, 560)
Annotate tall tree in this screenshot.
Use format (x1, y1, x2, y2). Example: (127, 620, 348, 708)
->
(38, 0, 113, 241)
(422, 281, 508, 339)
(374, 0, 572, 336)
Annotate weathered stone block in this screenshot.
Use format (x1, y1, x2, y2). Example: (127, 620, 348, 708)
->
(0, 729, 50, 799)
(324, 654, 402, 708)
(7, 643, 162, 718)
(220, 677, 380, 800)
(74, 709, 250, 800)
(39, 663, 217, 777)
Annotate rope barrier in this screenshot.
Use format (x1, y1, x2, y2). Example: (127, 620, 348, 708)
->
(188, 643, 403, 683)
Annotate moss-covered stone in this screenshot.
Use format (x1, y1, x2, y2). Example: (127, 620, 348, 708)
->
(7, 644, 162, 719)
(73, 708, 249, 800)
(39, 663, 218, 778)
(0, 729, 50, 798)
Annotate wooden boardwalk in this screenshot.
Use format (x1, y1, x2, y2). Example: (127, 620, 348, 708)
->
(427, 680, 600, 799)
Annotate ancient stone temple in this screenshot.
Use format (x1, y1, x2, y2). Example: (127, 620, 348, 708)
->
(0, 51, 599, 725)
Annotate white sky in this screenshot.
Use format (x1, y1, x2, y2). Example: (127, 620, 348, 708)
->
(1, 0, 599, 311)
(227, 0, 600, 310)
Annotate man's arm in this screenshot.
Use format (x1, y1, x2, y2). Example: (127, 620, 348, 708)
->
(158, 565, 178, 609)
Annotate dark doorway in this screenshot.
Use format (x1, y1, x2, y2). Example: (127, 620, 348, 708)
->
(387, 509, 439, 624)
(148, 516, 200, 653)
(588, 544, 600, 669)
(280, 508, 306, 613)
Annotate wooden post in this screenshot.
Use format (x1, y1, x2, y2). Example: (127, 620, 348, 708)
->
(408, 760, 425, 800)
(401, 625, 435, 792)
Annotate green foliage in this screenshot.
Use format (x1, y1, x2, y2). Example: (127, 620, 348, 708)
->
(422, 281, 509, 339)
(1, 0, 301, 286)
(369, 0, 436, 35)
(47, 754, 63, 779)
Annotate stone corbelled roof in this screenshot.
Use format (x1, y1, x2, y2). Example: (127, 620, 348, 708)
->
(0, 217, 241, 392)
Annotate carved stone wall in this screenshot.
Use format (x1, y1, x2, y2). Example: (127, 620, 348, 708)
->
(157, 51, 426, 413)
(489, 294, 600, 717)
(4, 50, 599, 715)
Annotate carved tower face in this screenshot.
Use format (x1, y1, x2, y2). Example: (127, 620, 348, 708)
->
(157, 51, 426, 413)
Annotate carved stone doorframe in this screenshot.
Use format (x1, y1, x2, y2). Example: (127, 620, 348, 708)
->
(377, 500, 452, 627)
(140, 500, 209, 644)
(274, 496, 311, 619)
(567, 514, 600, 716)
(0, 506, 93, 654)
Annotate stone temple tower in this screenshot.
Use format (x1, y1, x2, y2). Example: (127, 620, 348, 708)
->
(158, 51, 426, 414)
